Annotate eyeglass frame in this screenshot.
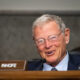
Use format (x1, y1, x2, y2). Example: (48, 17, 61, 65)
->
(34, 31, 64, 46)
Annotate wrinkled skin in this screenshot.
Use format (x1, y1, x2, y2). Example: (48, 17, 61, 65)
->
(34, 21, 70, 66)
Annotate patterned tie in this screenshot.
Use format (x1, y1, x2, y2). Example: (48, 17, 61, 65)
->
(51, 67, 57, 71)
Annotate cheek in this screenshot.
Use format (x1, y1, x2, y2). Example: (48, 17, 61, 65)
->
(52, 41, 60, 47)
(37, 45, 46, 59)
(54, 39, 66, 53)
(58, 39, 66, 56)
(54, 41, 66, 60)
(37, 45, 45, 52)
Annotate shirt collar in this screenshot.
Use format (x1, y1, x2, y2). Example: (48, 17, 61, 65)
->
(43, 52, 69, 71)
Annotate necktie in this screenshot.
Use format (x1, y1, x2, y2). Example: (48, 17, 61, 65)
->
(51, 67, 57, 71)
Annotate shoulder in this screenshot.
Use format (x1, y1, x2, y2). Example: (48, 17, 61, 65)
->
(27, 59, 45, 70)
(28, 59, 43, 66)
(69, 51, 80, 65)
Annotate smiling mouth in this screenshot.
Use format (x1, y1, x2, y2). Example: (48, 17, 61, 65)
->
(45, 50, 55, 55)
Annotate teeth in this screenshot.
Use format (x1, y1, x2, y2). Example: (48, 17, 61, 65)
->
(46, 51, 54, 55)
(48, 52, 52, 54)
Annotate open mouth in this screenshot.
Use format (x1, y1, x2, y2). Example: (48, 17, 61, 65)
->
(45, 50, 55, 55)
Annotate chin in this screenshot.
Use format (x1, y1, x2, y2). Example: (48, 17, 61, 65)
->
(46, 58, 57, 64)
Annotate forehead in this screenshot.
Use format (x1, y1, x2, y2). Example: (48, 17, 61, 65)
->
(34, 21, 61, 35)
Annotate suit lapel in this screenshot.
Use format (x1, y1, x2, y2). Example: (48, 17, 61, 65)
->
(68, 54, 78, 70)
(68, 61, 78, 70)
(35, 63, 43, 70)
(35, 59, 46, 71)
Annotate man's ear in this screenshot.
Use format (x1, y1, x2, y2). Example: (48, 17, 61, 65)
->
(65, 28, 70, 44)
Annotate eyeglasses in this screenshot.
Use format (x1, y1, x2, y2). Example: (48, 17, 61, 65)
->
(35, 31, 62, 46)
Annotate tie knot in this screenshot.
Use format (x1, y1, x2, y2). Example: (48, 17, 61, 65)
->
(51, 67, 57, 71)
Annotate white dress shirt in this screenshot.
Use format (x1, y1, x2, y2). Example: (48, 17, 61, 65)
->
(43, 52, 69, 71)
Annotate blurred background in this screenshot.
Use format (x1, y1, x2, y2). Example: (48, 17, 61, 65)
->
(0, 0, 80, 60)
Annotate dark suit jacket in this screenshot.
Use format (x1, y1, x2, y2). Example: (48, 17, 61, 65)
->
(27, 52, 80, 71)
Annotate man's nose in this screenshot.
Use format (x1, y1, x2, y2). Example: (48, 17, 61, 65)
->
(44, 40, 52, 49)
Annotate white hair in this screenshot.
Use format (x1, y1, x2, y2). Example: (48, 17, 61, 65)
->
(32, 14, 66, 37)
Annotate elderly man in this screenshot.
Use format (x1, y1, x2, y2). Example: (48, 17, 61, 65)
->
(28, 14, 80, 71)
